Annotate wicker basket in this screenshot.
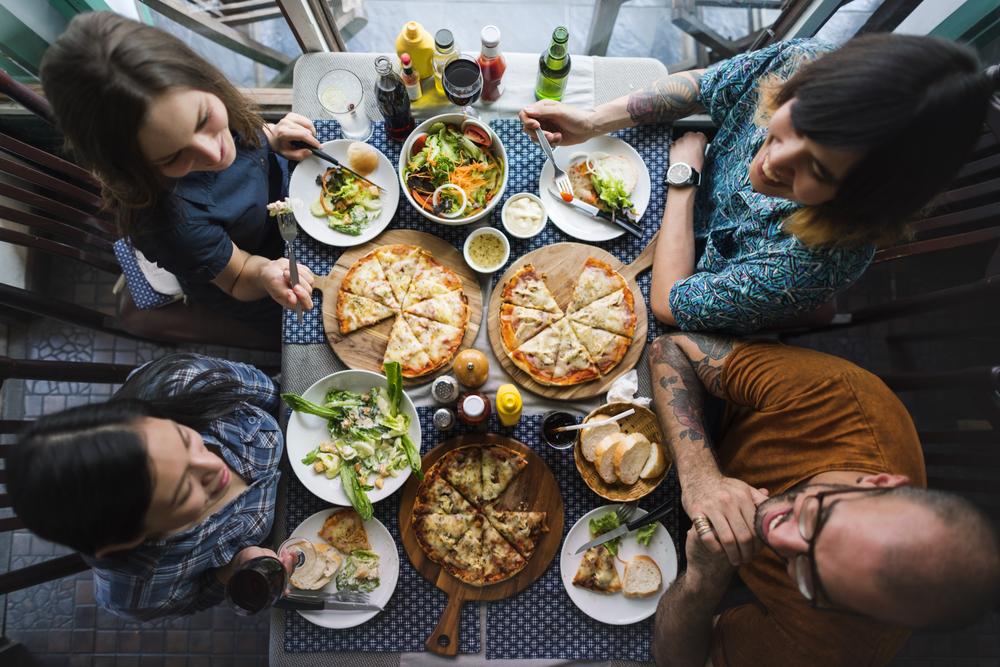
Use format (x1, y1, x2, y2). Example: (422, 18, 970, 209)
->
(573, 401, 672, 501)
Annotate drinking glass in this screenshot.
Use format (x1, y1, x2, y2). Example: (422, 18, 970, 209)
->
(317, 69, 373, 142)
(225, 537, 315, 616)
(541, 411, 577, 450)
(443, 55, 483, 119)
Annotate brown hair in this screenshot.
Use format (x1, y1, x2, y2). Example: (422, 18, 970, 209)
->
(40, 11, 265, 239)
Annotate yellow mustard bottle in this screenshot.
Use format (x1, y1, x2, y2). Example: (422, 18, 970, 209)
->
(496, 384, 522, 427)
(396, 22, 435, 80)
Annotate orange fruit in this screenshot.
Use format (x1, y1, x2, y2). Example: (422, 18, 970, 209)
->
(454, 349, 489, 387)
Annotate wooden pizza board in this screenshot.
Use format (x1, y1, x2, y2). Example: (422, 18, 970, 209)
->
(312, 229, 483, 386)
(398, 434, 565, 656)
(487, 236, 656, 399)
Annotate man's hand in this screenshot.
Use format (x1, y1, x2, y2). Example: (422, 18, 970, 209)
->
(683, 524, 736, 585)
(670, 132, 708, 172)
(683, 473, 768, 566)
(267, 113, 319, 161)
(519, 100, 598, 147)
(260, 259, 315, 311)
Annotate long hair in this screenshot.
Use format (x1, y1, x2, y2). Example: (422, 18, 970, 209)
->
(765, 34, 995, 247)
(7, 354, 252, 556)
(39, 12, 265, 239)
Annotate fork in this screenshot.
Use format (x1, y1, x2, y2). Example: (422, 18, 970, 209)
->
(534, 127, 573, 196)
(276, 212, 303, 325)
(614, 501, 638, 525)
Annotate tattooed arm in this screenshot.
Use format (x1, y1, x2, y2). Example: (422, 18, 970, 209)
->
(649, 332, 768, 566)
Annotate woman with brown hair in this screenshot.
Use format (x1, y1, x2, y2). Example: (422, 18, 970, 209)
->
(40, 12, 321, 335)
(521, 34, 996, 334)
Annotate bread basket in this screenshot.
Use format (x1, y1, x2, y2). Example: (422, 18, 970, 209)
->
(574, 401, 671, 501)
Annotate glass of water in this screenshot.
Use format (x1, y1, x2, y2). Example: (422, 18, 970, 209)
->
(316, 69, 373, 142)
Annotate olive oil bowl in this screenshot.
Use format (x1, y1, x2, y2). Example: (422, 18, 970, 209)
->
(463, 227, 510, 274)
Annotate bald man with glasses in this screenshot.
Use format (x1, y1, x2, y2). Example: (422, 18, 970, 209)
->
(647, 334, 1000, 667)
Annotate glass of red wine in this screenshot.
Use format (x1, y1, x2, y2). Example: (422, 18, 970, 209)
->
(443, 55, 483, 119)
(225, 537, 315, 616)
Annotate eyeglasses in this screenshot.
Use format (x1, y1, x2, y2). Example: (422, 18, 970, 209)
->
(793, 486, 891, 611)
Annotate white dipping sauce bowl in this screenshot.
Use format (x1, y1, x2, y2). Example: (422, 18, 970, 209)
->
(501, 192, 548, 239)
(463, 227, 510, 274)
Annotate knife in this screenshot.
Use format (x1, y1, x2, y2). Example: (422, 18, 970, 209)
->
(291, 140, 388, 192)
(546, 188, 644, 240)
(575, 501, 676, 555)
(275, 593, 384, 612)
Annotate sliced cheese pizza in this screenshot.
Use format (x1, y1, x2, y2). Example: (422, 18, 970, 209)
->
(480, 445, 528, 503)
(508, 323, 561, 386)
(441, 446, 485, 508)
(374, 244, 422, 306)
(567, 287, 636, 338)
(404, 314, 465, 369)
(337, 291, 395, 334)
(484, 508, 548, 560)
(566, 257, 628, 314)
(572, 543, 622, 594)
(500, 264, 563, 316)
(481, 520, 527, 584)
(340, 250, 400, 310)
(411, 512, 476, 562)
(499, 304, 562, 353)
(441, 514, 486, 585)
(404, 289, 469, 328)
(570, 321, 631, 376)
(413, 470, 474, 515)
(402, 253, 463, 311)
(383, 315, 435, 377)
(552, 318, 600, 385)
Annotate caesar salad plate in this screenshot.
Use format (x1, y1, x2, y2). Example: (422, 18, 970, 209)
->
(288, 139, 400, 247)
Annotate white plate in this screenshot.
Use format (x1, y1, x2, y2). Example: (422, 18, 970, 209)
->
(560, 505, 677, 625)
(285, 369, 420, 507)
(288, 139, 400, 247)
(538, 136, 651, 242)
(288, 509, 400, 628)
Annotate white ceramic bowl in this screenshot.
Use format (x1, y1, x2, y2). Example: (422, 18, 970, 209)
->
(501, 192, 548, 239)
(398, 113, 508, 225)
(463, 227, 510, 274)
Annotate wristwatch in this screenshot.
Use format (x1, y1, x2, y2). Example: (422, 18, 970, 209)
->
(664, 162, 701, 188)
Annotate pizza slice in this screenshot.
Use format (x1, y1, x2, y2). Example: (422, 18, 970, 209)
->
(337, 291, 396, 334)
(566, 257, 628, 314)
(404, 289, 469, 329)
(499, 304, 562, 353)
(413, 469, 474, 515)
(412, 512, 476, 562)
(374, 244, 422, 306)
(500, 264, 563, 316)
(480, 519, 527, 585)
(441, 446, 485, 507)
(570, 321, 631, 376)
(404, 314, 465, 369)
(402, 253, 463, 311)
(572, 543, 622, 594)
(484, 507, 548, 560)
(508, 323, 561, 385)
(441, 514, 485, 585)
(383, 315, 435, 377)
(552, 318, 600, 385)
(340, 250, 400, 310)
(567, 288, 637, 338)
(480, 445, 527, 503)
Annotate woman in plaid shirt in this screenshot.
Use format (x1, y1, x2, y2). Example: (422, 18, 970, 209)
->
(8, 353, 291, 621)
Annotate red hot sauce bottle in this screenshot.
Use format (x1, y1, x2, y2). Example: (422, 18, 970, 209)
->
(457, 391, 491, 427)
(477, 26, 506, 102)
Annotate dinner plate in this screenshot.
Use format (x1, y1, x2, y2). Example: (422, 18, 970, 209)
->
(285, 369, 420, 507)
(288, 139, 400, 247)
(288, 509, 400, 628)
(538, 136, 651, 242)
(560, 505, 677, 625)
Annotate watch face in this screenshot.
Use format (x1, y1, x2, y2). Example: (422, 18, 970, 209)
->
(667, 163, 692, 185)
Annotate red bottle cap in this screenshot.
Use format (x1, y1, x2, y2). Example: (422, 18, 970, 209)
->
(401, 53, 412, 66)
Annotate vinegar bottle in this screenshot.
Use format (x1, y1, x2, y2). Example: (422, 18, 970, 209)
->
(478, 25, 506, 102)
(374, 55, 415, 141)
(535, 26, 571, 101)
(432, 29, 459, 96)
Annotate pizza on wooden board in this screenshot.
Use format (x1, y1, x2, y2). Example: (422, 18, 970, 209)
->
(410, 445, 547, 587)
(336, 244, 468, 377)
(499, 257, 635, 386)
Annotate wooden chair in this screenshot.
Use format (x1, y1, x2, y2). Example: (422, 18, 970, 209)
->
(0, 67, 280, 352)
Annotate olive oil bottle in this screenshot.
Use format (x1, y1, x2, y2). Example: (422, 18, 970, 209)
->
(535, 27, 571, 101)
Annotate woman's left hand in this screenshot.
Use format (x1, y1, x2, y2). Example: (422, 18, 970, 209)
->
(215, 546, 296, 586)
(670, 131, 708, 171)
(267, 113, 320, 161)
(261, 258, 316, 311)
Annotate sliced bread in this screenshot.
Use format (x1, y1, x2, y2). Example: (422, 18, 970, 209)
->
(290, 542, 343, 590)
(639, 441, 668, 479)
(594, 433, 623, 484)
(622, 555, 662, 598)
(613, 433, 653, 485)
(581, 419, 621, 462)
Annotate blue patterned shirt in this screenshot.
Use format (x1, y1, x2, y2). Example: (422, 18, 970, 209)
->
(669, 39, 876, 335)
(82, 356, 282, 621)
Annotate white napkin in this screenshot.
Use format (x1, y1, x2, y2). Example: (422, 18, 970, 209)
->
(606, 370, 652, 408)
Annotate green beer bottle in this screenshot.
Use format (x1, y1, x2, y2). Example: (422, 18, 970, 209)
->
(535, 27, 571, 101)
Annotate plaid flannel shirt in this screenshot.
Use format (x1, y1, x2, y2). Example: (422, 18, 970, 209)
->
(82, 355, 282, 621)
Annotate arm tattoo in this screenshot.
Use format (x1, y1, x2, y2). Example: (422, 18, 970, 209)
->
(651, 331, 738, 397)
(650, 338, 712, 450)
(627, 72, 700, 125)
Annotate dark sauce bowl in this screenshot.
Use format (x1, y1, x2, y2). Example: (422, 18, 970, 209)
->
(541, 411, 578, 449)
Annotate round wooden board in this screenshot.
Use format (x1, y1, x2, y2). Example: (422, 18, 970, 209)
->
(398, 434, 565, 656)
(574, 401, 672, 501)
(487, 240, 655, 399)
(317, 229, 483, 386)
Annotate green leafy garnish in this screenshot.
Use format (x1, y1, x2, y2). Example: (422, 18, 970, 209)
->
(589, 512, 622, 556)
(637, 522, 659, 546)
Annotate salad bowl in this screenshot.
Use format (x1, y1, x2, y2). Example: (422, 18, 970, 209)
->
(398, 113, 509, 225)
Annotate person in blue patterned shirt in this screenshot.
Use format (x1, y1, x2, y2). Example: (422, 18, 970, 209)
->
(7, 353, 291, 621)
(521, 34, 995, 334)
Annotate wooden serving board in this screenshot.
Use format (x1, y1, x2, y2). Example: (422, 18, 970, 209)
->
(312, 229, 483, 386)
(398, 434, 565, 656)
(487, 237, 656, 399)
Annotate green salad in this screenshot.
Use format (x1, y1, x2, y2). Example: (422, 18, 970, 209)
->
(590, 511, 658, 556)
(282, 362, 422, 520)
(336, 549, 380, 592)
(310, 167, 382, 235)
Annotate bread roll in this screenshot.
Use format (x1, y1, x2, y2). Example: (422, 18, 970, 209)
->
(613, 433, 652, 485)
(599, 155, 638, 195)
(347, 141, 379, 176)
(581, 419, 620, 462)
(640, 441, 668, 479)
(622, 555, 661, 598)
(290, 542, 343, 590)
(594, 433, 623, 484)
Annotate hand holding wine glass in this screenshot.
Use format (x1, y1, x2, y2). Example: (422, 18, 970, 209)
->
(225, 537, 315, 615)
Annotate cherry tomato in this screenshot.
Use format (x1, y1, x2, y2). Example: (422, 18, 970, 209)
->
(561, 191, 574, 203)
(463, 125, 491, 147)
(411, 134, 428, 154)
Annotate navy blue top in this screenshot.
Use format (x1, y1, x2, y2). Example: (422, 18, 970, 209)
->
(132, 130, 288, 335)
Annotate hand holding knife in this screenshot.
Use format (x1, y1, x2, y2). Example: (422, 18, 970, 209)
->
(575, 500, 675, 554)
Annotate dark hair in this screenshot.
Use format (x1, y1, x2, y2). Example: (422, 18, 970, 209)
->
(775, 34, 995, 247)
(38, 11, 265, 239)
(7, 354, 252, 556)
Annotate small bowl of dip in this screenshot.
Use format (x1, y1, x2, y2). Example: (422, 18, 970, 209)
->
(501, 193, 547, 239)
(463, 227, 510, 274)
